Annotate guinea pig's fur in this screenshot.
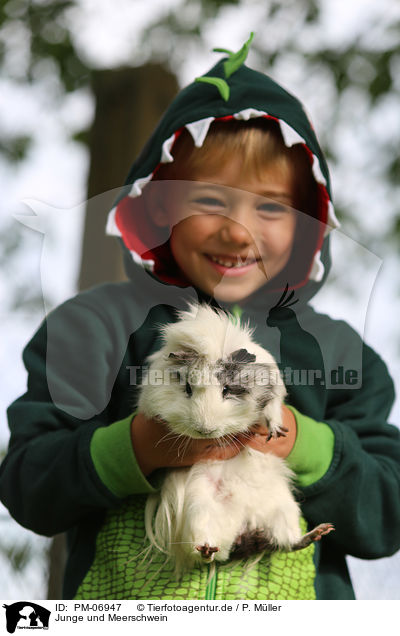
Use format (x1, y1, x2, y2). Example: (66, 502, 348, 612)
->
(138, 303, 333, 573)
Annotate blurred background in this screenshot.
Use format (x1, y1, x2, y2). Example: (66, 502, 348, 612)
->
(0, 0, 399, 599)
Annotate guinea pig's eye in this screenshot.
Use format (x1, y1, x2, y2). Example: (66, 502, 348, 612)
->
(222, 385, 230, 398)
(185, 381, 193, 397)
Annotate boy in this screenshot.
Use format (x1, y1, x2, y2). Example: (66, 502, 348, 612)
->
(1, 39, 400, 600)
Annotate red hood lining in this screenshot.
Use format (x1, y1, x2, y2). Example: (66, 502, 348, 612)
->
(114, 114, 330, 291)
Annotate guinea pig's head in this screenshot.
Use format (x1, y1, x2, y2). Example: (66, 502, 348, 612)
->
(138, 345, 284, 439)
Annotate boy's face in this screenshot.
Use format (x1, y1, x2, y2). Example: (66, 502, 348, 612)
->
(153, 157, 297, 302)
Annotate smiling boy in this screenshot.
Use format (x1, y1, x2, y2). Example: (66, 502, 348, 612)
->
(1, 41, 400, 600)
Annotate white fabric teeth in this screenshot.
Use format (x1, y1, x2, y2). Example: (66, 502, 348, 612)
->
(278, 119, 306, 147)
(131, 250, 155, 271)
(106, 206, 118, 236)
(309, 250, 325, 282)
(129, 174, 153, 198)
(325, 201, 340, 237)
(160, 133, 177, 163)
(186, 117, 215, 147)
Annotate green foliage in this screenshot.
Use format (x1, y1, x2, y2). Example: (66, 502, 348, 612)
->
(0, 542, 33, 573)
(0, 0, 90, 166)
(0, 220, 46, 313)
(0, 136, 32, 162)
(368, 51, 393, 103)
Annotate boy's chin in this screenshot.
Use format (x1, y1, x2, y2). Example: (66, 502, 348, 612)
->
(207, 281, 266, 303)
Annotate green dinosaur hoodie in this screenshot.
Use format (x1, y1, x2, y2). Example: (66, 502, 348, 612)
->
(1, 49, 400, 601)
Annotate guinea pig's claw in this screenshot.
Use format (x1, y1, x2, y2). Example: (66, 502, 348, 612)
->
(196, 543, 219, 560)
(267, 425, 288, 441)
(277, 426, 289, 437)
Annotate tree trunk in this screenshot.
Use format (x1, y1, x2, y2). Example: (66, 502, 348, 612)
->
(78, 64, 179, 290)
(46, 64, 178, 599)
(47, 534, 67, 600)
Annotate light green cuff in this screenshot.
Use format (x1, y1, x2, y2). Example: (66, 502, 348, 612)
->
(286, 405, 335, 488)
(90, 414, 157, 498)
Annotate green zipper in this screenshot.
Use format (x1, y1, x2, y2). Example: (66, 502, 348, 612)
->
(230, 304, 243, 324)
(204, 565, 217, 599)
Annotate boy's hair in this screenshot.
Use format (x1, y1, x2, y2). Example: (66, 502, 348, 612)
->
(154, 118, 319, 220)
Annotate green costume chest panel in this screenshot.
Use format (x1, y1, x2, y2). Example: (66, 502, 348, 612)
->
(75, 496, 316, 600)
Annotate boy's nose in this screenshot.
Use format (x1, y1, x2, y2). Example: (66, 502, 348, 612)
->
(219, 215, 253, 246)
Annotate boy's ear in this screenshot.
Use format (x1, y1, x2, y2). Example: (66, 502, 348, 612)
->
(151, 206, 169, 228)
(145, 185, 170, 228)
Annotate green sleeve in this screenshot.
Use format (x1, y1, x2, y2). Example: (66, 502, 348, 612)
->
(90, 413, 159, 498)
(285, 405, 335, 487)
(91, 407, 335, 495)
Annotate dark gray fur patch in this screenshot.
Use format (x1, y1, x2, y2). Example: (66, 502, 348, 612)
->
(230, 348, 256, 364)
(215, 361, 244, 388)
(168, 349, 201, 365)
(230, 529, 276, 558)
(256, 394, 273, 411)
(223, 384, 249, 397)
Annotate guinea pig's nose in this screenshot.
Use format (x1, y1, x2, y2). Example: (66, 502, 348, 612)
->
(194, 427, 218, 437)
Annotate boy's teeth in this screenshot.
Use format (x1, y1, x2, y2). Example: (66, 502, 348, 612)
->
(209, 255, 253, 268)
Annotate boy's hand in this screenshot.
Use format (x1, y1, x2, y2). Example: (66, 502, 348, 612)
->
(130, 405, 296, 476)
(237, 404, 297, 458)
(130, 413, 245, 476)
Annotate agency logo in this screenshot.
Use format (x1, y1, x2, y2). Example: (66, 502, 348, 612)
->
(2, 603, 50, 634)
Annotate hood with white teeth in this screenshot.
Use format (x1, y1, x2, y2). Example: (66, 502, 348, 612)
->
(106, 56, 340, 304)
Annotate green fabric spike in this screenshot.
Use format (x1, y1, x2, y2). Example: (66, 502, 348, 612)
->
(195, 32, 255, 103)
(217, 32, 255, 79)
(195, 75, 230, 102)
(213, 47, 234, 55)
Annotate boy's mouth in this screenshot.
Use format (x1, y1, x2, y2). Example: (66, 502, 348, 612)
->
(205, 253, 261, 275)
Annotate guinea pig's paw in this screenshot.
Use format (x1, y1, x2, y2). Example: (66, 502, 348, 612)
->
(309, 522, 335, 540)
(291, 523, 335, 551)
(267, 421, 289, 440)
(195, 543, 220, 562)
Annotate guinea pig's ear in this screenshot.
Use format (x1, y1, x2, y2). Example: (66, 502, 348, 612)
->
(230, 348, 256, 364)
(168, 348, 199, 364)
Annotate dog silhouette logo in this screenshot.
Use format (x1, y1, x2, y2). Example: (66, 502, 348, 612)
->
(2, 602, 50, 633)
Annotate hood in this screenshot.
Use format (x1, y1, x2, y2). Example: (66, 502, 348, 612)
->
(106, 45, 340, 310)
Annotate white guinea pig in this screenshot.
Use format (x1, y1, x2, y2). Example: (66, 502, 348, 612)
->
(138, 303, 334, 573)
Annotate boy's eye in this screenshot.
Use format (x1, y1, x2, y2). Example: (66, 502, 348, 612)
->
(193, 197, 224, 207)
(258, 202, 290, 215)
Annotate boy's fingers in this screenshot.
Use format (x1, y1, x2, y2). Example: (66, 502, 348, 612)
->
(249, 422, 269, 434)
(203, 443, 241, 461)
